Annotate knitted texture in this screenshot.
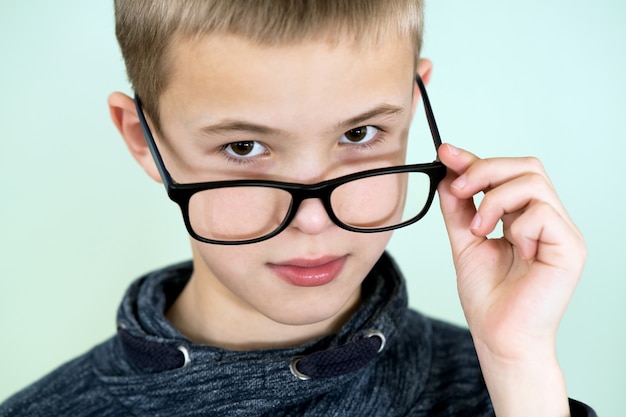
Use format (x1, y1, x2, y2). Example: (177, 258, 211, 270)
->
(295, 334, 383, 378)
(118, 328, 186, 372)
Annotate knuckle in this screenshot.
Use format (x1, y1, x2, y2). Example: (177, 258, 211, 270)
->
(465, 158, 488, 177)
(525, 172, 549, 189)
(530, 200, 554, 216)
(522, 156, 547, 174)
(477, 191, 497, 214)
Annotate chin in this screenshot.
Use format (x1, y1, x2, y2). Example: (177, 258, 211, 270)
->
(263, 291, 360, 330)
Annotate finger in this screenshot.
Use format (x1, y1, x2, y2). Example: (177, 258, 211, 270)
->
(447, 155, 554, 199)
(439, 144, 553, 199)
(470, 172, 564, 238)
(437, 143, 480, 177)
(439, 145, 580, 238)
(437, 166, 485, 262)
(505, 201, 586, 278)
(437, 144, 491, 260)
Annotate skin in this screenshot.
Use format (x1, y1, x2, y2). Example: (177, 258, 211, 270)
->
(109, 32, 585, 417)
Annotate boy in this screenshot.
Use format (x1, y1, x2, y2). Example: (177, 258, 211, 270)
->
(0, 0, 595, 416)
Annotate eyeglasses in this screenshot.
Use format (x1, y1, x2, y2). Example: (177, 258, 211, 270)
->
(134, 75, 446, 245)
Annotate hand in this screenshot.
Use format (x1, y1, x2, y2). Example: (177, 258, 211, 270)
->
(437, 143, 586, 417)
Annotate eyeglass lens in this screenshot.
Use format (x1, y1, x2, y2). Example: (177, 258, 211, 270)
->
(187, 171, 432, 242)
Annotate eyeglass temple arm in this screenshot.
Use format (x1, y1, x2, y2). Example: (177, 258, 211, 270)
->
(415, 75, 443, 157)
(134, 95, 175, 189)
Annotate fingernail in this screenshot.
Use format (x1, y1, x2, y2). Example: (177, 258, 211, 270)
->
(447, 143, 461, 155)
(451, 175, 467, 190)
(470, 213, 482, 230)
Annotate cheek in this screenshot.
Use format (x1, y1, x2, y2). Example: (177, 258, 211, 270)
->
(342, 230, 394, 273)
(190, 241, 265, 292)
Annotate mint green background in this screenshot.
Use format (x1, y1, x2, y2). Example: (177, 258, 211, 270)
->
(1, 1, 624, 414)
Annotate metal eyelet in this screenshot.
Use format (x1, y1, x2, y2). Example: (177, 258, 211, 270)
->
(177, 345, 191, 368)
(289, 356, 310, 381)
(364, 330, 386, 353)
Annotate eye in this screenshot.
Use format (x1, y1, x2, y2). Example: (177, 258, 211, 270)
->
(223, 141, 268, 158)
(340, 126, 380, 144)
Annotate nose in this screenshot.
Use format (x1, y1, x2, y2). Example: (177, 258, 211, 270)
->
(288, 197, 334, 235)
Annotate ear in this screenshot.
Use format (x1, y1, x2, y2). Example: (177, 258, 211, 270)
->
(417, 58, 433, 85)
(412, 58, 433, 113)
(107, 92, 162, 183)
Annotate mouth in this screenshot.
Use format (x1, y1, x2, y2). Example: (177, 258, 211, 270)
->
(268, 255, 348, 287)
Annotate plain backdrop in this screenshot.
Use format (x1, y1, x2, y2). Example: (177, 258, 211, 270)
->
(1, 1, 624, 415)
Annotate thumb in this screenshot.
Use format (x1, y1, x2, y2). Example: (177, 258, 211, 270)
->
(438, 176, 482, 261)
(437, 144, 484, 260)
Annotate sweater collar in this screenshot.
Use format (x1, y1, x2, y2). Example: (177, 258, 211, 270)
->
(103, 252, 419, 415)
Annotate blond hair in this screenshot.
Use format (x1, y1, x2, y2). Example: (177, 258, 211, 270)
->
(114, 0, 425, 132)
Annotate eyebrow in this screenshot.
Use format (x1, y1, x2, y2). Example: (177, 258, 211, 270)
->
(200, 120, 284, 137)
(336, 104, 405, 131)
(199, 103, 406, 138)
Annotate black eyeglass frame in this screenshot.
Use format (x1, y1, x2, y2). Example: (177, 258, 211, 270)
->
(134, 75, 446, 245)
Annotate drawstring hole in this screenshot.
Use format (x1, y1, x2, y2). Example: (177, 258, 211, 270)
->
(177, 346, 191, 368)
(365, 330, 386, 353)
(289, 356, 310, 380)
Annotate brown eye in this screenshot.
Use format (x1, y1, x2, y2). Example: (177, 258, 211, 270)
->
(345, 127, 367, 142)
(229, 141, 255, 156)
(224, 141, 267, 158)
(341, 126, 379, 144)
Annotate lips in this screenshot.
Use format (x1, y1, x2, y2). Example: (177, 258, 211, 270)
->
(268, 256, 348, 287)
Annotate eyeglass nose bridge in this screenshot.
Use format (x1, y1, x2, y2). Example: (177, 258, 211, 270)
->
(280, 181, 345, 232)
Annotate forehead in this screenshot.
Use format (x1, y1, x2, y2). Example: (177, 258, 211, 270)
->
(159, 33, 416, 125)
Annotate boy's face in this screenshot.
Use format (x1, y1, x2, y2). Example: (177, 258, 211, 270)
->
(154, 33, 423, 333)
